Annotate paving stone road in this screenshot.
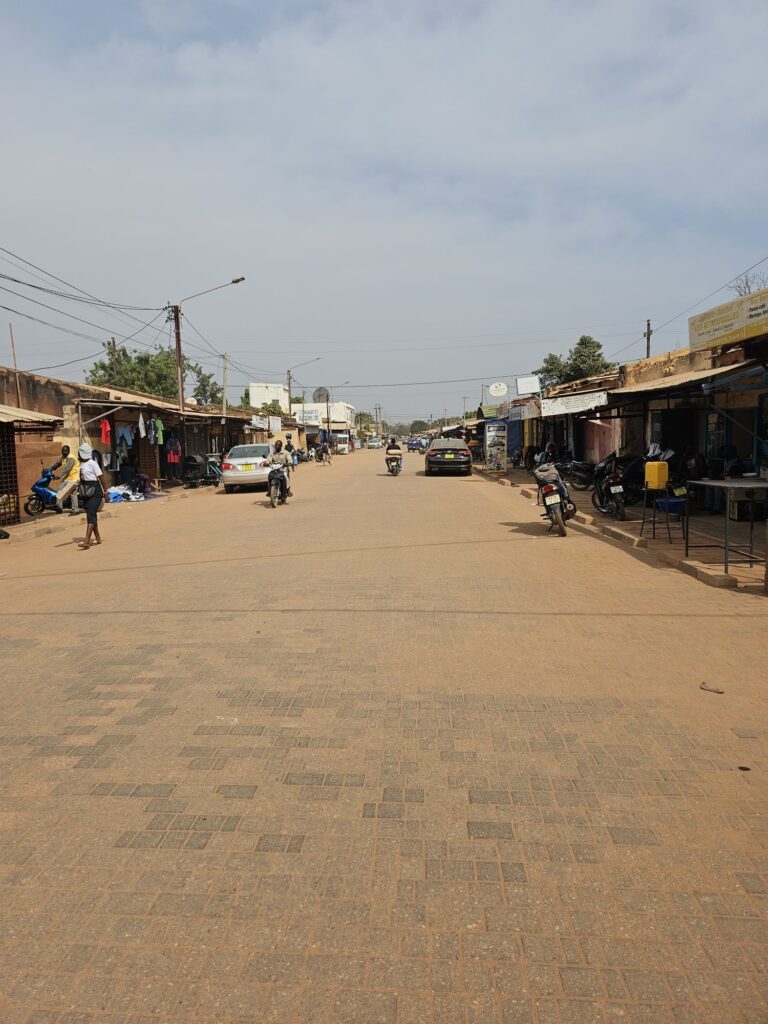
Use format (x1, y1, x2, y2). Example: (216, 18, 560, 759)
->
(0, 449, 767, 1023)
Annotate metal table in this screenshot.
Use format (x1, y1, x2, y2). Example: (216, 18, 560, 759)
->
(685, 479, 768, 573)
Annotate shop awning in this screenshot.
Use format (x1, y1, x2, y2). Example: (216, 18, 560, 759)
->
(540, 391, 608, 417)
(0, 403, 62, 424)
(608, 361, 755, 398)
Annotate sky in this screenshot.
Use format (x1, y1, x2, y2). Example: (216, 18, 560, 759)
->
(1, 0, 767, 423)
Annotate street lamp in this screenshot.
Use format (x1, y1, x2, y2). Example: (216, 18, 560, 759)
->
(287, 355, 323, 413)
(169, 276, 245, 412)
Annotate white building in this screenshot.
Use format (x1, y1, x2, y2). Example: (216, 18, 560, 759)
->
(248, 382, 290, 413)
(292, 402, 355, 429)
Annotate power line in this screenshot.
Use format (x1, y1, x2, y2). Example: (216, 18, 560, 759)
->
(0, 271, 162, 311)
(322, 372, 525, 389)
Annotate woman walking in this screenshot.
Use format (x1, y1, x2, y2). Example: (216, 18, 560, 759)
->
(77, 443, 108, 550)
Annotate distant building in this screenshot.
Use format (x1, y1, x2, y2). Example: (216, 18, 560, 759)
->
(248, 382, 290, 413)
(291, 402, 355, 429)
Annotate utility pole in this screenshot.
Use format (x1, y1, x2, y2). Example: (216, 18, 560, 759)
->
(171, 305, 185, 412)
(462, 396, 469, 422)
(287, 369, 293, 412)
(645, 319, 653, 359)
(220, 353, 229, 452)
(8, 323, 21, 408)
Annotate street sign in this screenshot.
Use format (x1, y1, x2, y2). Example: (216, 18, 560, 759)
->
(516, 374, 540, 396)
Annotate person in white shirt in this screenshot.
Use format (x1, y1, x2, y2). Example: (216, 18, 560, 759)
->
(77, 443, 109, 550)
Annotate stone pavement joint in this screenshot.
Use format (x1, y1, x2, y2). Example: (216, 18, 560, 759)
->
(0, 450, 766, 1023)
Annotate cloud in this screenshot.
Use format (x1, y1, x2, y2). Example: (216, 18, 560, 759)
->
(1, 0, 767, 415)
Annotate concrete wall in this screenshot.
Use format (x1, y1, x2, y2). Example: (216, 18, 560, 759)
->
(248, 382, 290, 413)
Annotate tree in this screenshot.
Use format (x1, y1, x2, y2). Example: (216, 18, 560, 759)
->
(533, 353, 569, 391)
(729, 271, 768, 296)
(290, 395, 304, 404)
(258, 400, 283, 416)
(534, 336, 615, 390)
(191, 369, 223, 406)
(86, 340, 223, 404)
(239, 389, 253, 410)
(410, 419, 429, 433)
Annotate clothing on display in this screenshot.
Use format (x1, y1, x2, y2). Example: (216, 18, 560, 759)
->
(147, 418, 157, 445)
(166, 437, 182, 464)
(138, 413, 146, 439)
(116, 425, 134, 447)
(100, 418, 111, 445)
(155, 418, 164, 445)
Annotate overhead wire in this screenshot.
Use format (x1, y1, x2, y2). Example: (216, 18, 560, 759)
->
(0, 271, 163, 311)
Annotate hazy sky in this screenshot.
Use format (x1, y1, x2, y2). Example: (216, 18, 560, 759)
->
(2, 0, 767, 422)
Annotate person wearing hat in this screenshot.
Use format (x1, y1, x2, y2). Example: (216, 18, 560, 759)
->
(77, 443, 109, 549)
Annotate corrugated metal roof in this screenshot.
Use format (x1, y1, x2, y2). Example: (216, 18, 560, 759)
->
(610, 361, 756, 396)
(0, 403, 62, 424)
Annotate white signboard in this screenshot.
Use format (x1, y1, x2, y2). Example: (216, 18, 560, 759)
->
(292, 406, 322, 424)
(540, 391, 608, 418)
(268, 416, 282, 433)
(251, 415, 267, 429)
(489, 381, 508, 397)
(689, 288, 768, 350)
(516, 374, 540, 396)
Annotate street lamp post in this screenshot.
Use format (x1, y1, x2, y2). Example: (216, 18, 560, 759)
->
(168, 277, 245, 413)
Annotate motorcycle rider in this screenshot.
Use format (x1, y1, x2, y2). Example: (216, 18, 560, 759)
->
(270, 439, 292, 500)
(385, 436, 403, 473)
(52, 445, 80, 516)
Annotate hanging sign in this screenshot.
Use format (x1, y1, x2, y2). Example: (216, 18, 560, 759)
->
(689, 288, 768, 350)
(541, 391, 608, 417)
(268, 417, 282, 433)
(516, 374, 540, 396)
(251, 415, 267, 429)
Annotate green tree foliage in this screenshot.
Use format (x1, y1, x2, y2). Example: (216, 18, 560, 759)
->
(258, 400, 284, 416)
(535, 336, 615, 391)
(191, 369, 223, 406)
(86, 341, 222, 404)
(409, 419, 429, 433)
(239, 389, 253, 410)
(290, 395, 304, 404)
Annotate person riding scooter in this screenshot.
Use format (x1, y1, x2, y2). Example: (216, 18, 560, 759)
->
(269, 440, 293, 500)
(385, 437, 403, 474)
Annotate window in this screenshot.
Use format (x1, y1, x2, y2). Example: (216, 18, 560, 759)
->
(228, 445, 270, 459)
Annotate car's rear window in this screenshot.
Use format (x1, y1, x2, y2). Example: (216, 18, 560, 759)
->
(428, 439, 468, 451)
(228, 445, 270, 459)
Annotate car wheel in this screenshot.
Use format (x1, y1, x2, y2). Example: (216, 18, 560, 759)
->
(224, 485, 234, 494)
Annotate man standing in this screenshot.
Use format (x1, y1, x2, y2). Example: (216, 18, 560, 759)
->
(52, 445, 80, 516)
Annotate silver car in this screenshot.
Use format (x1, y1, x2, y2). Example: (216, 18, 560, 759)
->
(221, 443, 273, 492)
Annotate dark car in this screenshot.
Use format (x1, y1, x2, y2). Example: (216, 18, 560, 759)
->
(424, 438, 472, 475)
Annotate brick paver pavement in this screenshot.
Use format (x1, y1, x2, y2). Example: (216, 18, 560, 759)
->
(0, 449, 767, 1023)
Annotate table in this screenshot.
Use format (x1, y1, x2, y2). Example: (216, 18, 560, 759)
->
(686, 479, 768, 573)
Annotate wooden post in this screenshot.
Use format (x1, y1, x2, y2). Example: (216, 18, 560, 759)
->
(8, 323, 22, 408)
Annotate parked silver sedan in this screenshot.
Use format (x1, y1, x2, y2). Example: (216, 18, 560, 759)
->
(221, 443, 274, 492)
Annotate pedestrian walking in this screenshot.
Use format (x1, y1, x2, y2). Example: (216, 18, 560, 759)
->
(76, 443, 109, 550)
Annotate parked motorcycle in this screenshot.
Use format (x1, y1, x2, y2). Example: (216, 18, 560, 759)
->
(267, 463, 290, 508)
(566, 459, 595, 490)
(386, 454, 402, 476)
(533, 463, 576, 536)
(590, 452, 626, 520)
(24, 463, 69, 517)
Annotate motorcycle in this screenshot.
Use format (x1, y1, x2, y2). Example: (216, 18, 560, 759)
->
(24, 463, 69, 517)
(533, 464, 576, 536)
(386, 454, 402, 476)
(590, 452, 626, 520)
(267, 463, 290, 508)
(566, 459, 595, 490)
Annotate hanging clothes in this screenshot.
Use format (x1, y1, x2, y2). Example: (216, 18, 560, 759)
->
(138, 413, 146, 439)
(166, 437, 182, 464)
(155, 418, 164, 445)
(147, 418, 157, 445)
(100, 418, 111, 445)
(116, 425, 134, 447)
